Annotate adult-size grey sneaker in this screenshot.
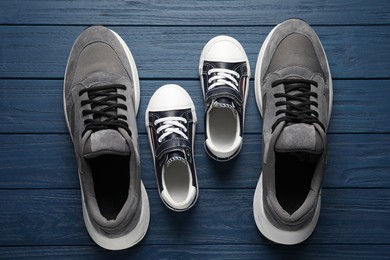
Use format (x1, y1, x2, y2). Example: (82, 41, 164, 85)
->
(63, 26, 150, 250)
(253, 19, 333, 245)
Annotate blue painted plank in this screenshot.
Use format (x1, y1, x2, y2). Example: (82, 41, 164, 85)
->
(0, 189, 389, 245)
(0, 1, 388, 257)
(0, 0, 388, 258)
(0, 134, 389, 189)
(1, 79, 389, 134)
(0, 245, 389, 259)
(1, 26, 389, 79)
(1, 0, 389, 26)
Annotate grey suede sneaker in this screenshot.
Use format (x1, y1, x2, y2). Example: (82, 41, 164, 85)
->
(253, 19, 333, 245)
(63, 26, 150, 250)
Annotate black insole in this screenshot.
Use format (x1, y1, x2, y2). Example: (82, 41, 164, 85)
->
(89, 155, 130, 220)
(275, 152, 318, 215)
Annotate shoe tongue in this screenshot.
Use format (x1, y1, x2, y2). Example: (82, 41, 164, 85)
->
(164, 150, 187, 167)
(275, 123, 323, 154)
(212, 97, 235, 110)
(83, 129, 130, 158)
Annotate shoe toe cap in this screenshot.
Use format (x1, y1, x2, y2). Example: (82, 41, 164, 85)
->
(202, 36, 247, 63)
(147, 84, 194, 111)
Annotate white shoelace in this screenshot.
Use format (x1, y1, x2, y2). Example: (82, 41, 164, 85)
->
(208, 68, 240, 91)
(154, 116, 188, 143)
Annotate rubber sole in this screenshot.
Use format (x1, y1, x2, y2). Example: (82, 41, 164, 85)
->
(81, 181, 150, 250)
(253, 174, 321, 245)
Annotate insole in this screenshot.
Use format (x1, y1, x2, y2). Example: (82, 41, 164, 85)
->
(89, 154, 130, 220)
(275, 152, 318, 214)
(164, 161, 190, 203)
(208, 107, 237, 149)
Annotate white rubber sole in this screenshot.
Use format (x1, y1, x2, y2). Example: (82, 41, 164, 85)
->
(110, 29, 141, 114)
(198, 35, 250, 159)
(145, 84, 199, 212)
(254, 21, 333, 122)
(81, 180, 150, 250)
(254, 25, 278, 118)
(253, 174, 321, 245)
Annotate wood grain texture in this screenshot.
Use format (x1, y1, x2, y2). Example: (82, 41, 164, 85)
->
(1, 0, 390, 26)
(0, 189, 389, 246)
(1, 1, 390, 258)
(0, 245, 389, 259)
(1, 26, 390, 79)
(0, 134, 389, 190)
(1, 79, 389, 134)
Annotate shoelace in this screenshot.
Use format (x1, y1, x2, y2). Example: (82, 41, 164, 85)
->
(271, 78, 325, 132)
(154, 116, 188, 143)
(79, 84, 131, 137)
(208, 68, 240, 91)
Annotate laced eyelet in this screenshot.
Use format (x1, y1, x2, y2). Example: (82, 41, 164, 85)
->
(78, 84, 130, 137)
(207, 68, 240, 91)
(271, 78, 324, 132)
(154, 116, 189, 142)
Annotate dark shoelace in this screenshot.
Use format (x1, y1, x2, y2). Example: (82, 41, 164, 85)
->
(271, 78, 325, 132)
(79, 84, 131, 137)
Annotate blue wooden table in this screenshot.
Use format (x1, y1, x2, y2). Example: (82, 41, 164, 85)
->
(1, 1, 390, 259)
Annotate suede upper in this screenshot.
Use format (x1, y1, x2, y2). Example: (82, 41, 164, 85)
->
(257, 19, 332, 231)
(64, 26, 142, 237)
